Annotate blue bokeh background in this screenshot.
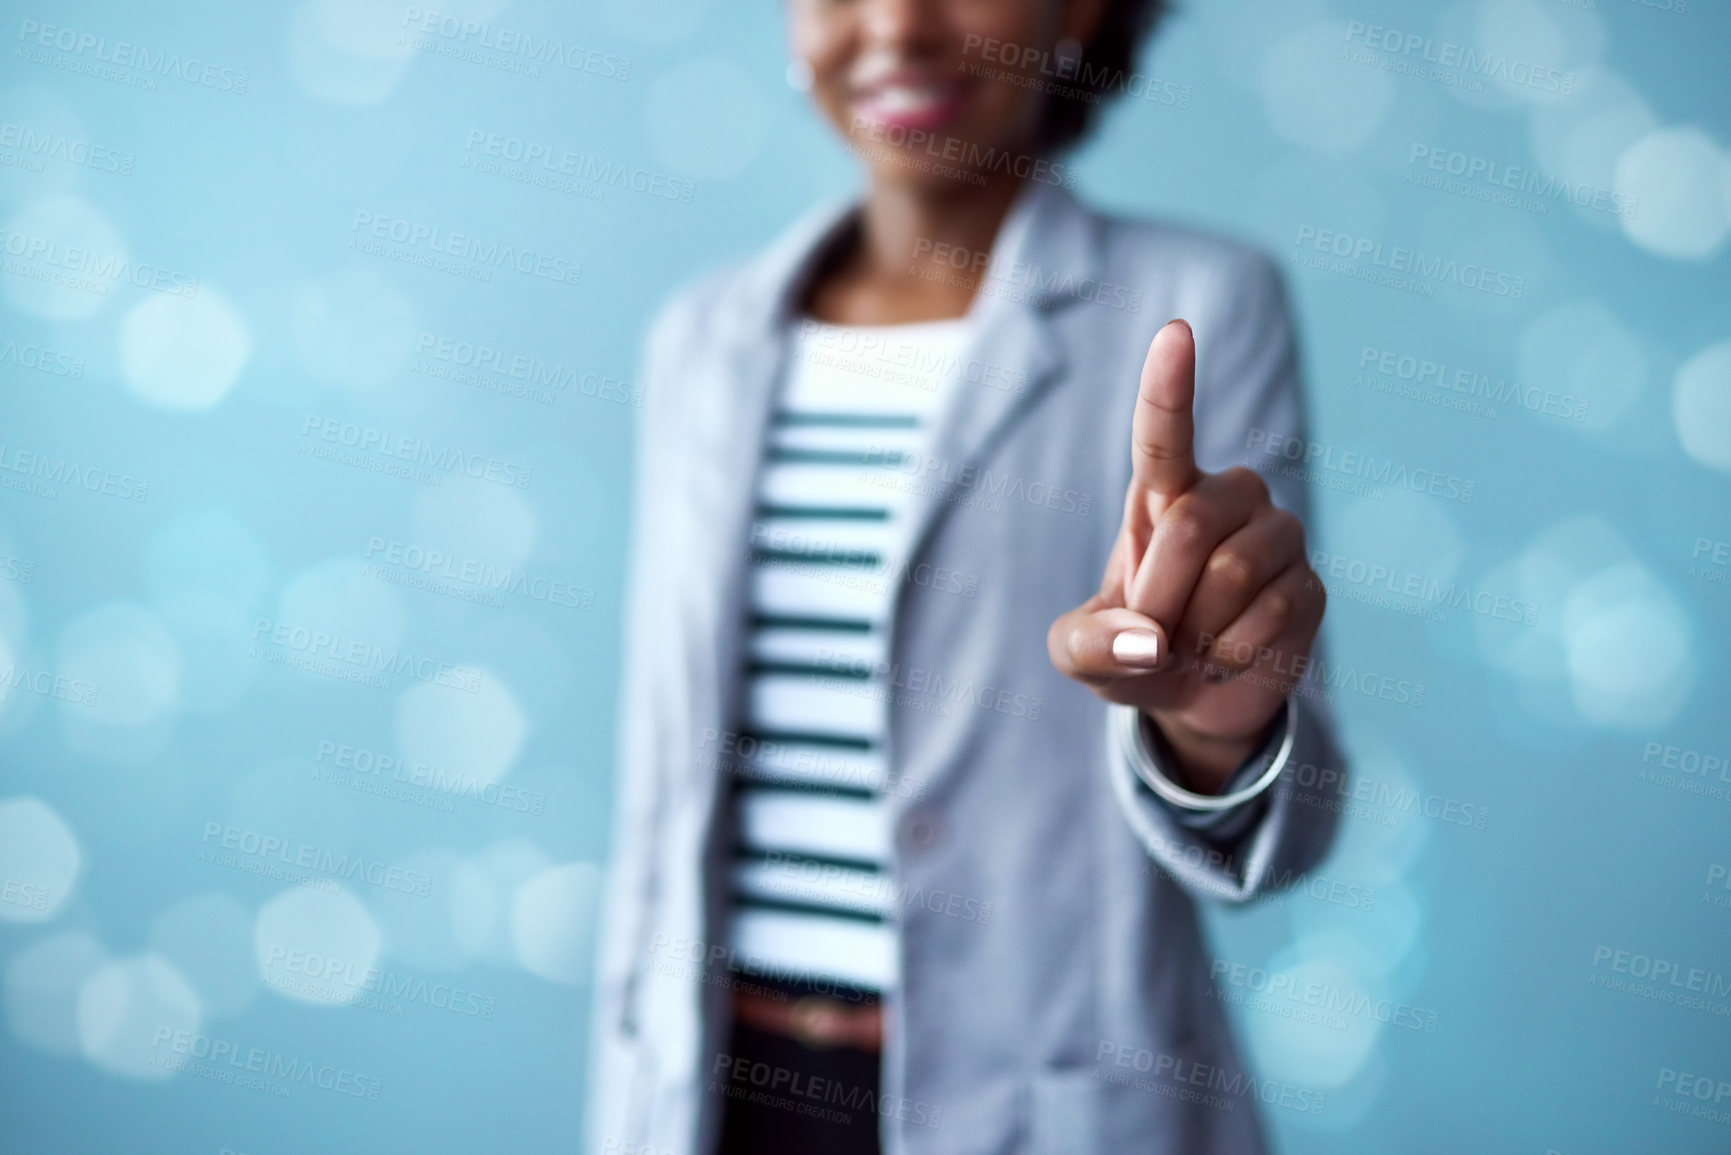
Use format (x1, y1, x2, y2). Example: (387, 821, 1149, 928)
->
(1, 0, 1728, 1152)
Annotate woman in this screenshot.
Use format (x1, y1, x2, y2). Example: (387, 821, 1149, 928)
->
(591, 2, 1345, 1153)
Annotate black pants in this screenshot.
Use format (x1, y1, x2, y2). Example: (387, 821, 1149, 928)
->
(714, 984, 882, 1155)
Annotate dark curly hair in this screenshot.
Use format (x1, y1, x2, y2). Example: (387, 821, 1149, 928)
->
(1038, 0, 1173, 153)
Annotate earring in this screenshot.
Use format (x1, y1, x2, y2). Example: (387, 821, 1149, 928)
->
(1054, 36, 1082, 80)
(786, 59, 813, 92)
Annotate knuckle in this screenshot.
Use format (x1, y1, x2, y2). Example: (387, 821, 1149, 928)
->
(1132, 433, 1185, 462)
(1263, 587, 1296, 629)
(1137, 390, 1188, 419)
(1060, 616, 1104, 670)
(1159, 503, 1213, 552)
(1208, 549, 1260, 594)
(1226, 466, 1270, 503)
(1047, 615, 1076, 661)
(1203, 636, 1253, 672)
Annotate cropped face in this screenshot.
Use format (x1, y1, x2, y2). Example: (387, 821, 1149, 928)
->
(787, 0, 1102, 193)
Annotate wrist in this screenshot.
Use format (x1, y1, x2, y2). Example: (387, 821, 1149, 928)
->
(1145, 710, 1266, 794)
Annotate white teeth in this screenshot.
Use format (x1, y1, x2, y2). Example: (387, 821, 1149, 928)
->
(870, 85, 943, 114)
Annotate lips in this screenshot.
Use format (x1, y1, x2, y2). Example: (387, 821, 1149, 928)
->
(851, 74, 969, 132)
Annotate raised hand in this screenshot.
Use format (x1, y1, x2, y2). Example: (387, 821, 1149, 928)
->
(1046, 320, 1326, 793)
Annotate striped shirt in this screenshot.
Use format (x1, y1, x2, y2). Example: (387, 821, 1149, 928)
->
(727, 316, 971, 994)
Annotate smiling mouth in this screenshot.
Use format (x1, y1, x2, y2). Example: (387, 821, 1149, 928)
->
(850, 78, 969, 133)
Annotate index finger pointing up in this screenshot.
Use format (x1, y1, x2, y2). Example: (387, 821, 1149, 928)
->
(1130, 319, 1199, 501)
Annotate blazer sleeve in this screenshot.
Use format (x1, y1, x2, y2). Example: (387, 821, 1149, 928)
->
(1104, 248, 1348, 904)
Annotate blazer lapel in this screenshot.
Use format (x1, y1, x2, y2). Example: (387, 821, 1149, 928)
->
(887, 181, 1102, 605)
(673, 199, 858, 795)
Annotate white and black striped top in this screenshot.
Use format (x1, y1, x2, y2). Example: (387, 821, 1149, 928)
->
(726, 316, 970, 994)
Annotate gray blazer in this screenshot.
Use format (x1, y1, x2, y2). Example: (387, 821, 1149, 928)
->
(589, 181, 1345, 1155)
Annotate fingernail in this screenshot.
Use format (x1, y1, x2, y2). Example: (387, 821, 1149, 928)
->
(1169, 318, 1192, 337)
(1112, 629, 1163, 667)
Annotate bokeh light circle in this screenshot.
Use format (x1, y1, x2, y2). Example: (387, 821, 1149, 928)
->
(0, 795, 82, 923)
(5, 931, 107, 1054)
(118, 287, 252, 411)
(254, 887, 384, 1008)
(76, 953, 202, 1081)
(1615, 126, 1731, 261)
(55, 603, 182, 728)
(511, 861, 600, 984)
(1672, 339, 1731, 472)
(1260, 22, 1393, 155)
